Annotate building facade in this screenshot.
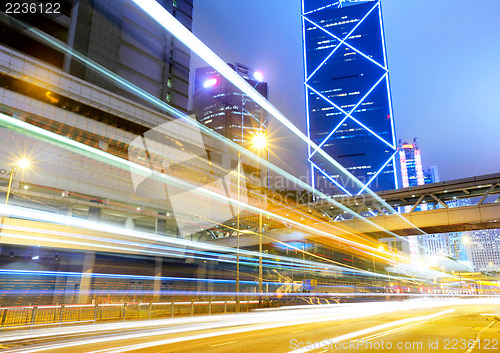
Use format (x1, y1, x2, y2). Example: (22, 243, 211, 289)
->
(192, 63, 268, 146)
(1, 0, 192, 113)
(398, 138, 425, 188)
(398, 138, 440, 188)
(423, 165, 440, 185)
(0, 2, 267, 305)
(302, 0, 397, 195)
(464, 229, 500, 272)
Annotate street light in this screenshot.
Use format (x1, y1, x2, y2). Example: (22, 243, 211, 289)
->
(1, 158, 31, 231)
(236, 150, 241, 312)
(251, 132, 267, 150)
(4, 158, 30, 206)
(251, 131, 268, 307)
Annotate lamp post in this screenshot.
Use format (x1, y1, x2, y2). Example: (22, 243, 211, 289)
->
(251, 131, 268, 307)
(1, 158, 30, 231)
(236, 150, 241, 312)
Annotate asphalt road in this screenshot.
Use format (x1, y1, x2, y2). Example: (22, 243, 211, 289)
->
(1, 298, 499, 353)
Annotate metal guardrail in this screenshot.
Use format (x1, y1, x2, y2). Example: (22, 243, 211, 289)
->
(0, 300, 259, 329)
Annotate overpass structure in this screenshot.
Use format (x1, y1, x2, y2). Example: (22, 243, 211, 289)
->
(2, 171, 499, 247)
(210, 173, 500, 247)
(313, 172, 500, 237)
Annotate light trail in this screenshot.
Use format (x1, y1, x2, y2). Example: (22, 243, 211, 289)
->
(0, 10, 466, 272)
(129, 0, 428, 238)
(0, 13, 429, 247)
(288, 309, 455, 352)
(2, 204, 391, 277)
(1, 224, 327, 271)
(1, 203, 445, 281)
(2, 299, 490, 353)
(0, 115, 414, 272)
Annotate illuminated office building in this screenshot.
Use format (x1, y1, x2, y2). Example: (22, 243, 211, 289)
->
(399, 138, 424, 188)
(399, 138, 439, 188)
(0, 0, 193, 113)
(302, 0, 397, 195)
(192, 63, 268, 146)
(464, 229, 500, 272)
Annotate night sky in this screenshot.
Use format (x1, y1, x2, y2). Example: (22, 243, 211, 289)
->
(190, 0, 500, 183)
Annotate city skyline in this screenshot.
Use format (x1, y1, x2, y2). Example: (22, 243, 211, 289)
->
(1, 0, 499, 346)
(191, 0, 500, 183)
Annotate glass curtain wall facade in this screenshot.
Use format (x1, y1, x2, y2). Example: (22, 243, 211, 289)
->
(302, 0, 397, 195)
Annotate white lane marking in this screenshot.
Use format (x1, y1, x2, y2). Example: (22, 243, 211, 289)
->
(465, 320, 497, 353)
(287, 309, 454, 353)
(210, 341, 237, 347)
(359, 316, 444, 341)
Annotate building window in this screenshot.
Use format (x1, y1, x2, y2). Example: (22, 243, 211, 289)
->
(173, 0, 177, 8)
(167, 78, 172, 88)
(166, 93, 171, 102)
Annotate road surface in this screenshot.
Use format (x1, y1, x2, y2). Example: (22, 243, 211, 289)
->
(1, 298, 499, 352)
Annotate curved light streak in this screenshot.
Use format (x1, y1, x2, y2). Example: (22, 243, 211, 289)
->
(2, 11, 429, 244)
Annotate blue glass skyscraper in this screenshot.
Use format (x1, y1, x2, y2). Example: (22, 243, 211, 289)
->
(302, 0, 397, 195)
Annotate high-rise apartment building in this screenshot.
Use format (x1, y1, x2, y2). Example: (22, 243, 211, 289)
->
(192, 63, 268, 146)
(301, 0, 397, 195)
(1, 0, 192, 113)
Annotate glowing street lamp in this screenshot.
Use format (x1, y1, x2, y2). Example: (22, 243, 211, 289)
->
(251, 132, 268, 150)
(1, 158, 31, 231)
(250, 131, 268, 306)
(253, 71, 263, 82)
(4, 158, 30, 207)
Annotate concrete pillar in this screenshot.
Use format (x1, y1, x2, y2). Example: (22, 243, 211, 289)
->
(125, 217, 135, 229)
(196, 266, 207, 293)
(156, 212, 166, 235)
(52, 259, 69, 304)
(153, 257, 162, 302)
(78, 252, 95, 304)
(88, 200, 102, 221)
(207, 266, 215, 294)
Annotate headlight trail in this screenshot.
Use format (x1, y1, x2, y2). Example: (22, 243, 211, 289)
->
(0, 115, 412, 263)
(0, 12, 430, 247)
(129, 0, 428, 237)
(1, 204, 386, 277)
(288, 309, 455, 353)
(0, 115, 425, 272)
(5, 299, 491, 353)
